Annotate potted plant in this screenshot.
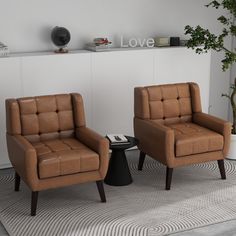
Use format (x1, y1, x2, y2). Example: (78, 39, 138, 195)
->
(184, 0, 236, 159)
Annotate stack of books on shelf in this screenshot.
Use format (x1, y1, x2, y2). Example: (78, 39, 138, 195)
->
(106, 134, 130, 145)
(0, 42, 9, 57)
(86, 38, 112, 52)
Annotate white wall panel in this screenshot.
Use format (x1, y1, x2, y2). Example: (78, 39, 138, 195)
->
(0, 58, 22, 167)
(154, 47, 211, 113)
(21, 52, 92, 126)
(91, 50, 154, 135)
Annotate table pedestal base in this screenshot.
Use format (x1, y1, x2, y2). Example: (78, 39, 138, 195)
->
(104, 150, 132, 186)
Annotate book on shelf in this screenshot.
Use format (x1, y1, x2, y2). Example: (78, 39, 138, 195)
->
(0, 42, 9, 57)
(106, 134, 130, 145)
(85, 43, 110, 52)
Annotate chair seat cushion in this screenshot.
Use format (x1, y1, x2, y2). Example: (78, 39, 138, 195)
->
(32, 138, 99, 179)
(166, 123, 224, 157)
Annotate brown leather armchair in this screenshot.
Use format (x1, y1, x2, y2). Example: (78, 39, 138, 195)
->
(134, 82, 231, 190)
(6, 93, 109, 216)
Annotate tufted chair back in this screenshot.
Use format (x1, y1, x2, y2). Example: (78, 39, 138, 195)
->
(134, 82, 202, 125)
(6, 93, 85, 143)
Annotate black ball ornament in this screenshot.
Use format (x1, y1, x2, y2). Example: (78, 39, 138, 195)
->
(51, 26, 71, 53)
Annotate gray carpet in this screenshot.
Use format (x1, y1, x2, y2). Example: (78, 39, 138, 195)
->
(1, 151, 236, 236)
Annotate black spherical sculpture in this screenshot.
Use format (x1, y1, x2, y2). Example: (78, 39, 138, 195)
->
(51, 26, 71, 53)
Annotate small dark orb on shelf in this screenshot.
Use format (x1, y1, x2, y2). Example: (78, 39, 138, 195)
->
(51, 26, 71, 53)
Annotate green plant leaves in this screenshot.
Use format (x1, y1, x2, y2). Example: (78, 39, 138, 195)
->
(206, 0, 236, 17)
(184, 0, 236, 71)
(184, 25, 224, 53)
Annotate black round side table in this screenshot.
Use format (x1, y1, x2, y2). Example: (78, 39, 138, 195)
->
(104, 136, 138, 186)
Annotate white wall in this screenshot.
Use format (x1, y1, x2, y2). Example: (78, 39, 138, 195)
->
(0, 0, 231, 119)
(0, 0, 228, 52)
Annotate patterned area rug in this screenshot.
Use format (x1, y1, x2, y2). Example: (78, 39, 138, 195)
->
(1, 151, 236, 236)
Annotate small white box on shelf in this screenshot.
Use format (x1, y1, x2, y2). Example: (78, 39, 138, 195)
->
(154, 37, 170, 47)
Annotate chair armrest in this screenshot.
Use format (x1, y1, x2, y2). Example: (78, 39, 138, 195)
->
(134, 118, 175, 167)
(76, 127, 109, 179)
(193, 112, 232, 134)
(193, 112, 232, 156)
(6, 134, 38, 189)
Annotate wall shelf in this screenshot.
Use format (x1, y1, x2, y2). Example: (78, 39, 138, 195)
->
(1, 46, 188, 58)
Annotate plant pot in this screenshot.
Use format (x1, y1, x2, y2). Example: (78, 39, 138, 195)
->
(226, 134, 236, 160)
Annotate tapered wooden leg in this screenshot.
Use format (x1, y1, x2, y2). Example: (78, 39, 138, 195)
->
(14, 172, 20, 192)
(31, 191, 38, 216)
(166, 167, 173, 190)
(218, 160, 226, 180)
(138, 151, 146, 171)
(96, 181, 106, 203)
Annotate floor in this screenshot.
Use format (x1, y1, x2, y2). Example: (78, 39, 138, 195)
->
(1, 153, 236, 236)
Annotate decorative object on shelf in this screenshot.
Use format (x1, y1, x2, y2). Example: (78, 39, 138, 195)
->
(170, 37, 180, 46)
(51, 26, 71, 53)
(184, 0, 236, 159)
(0, 42, 9, 57)
(106, 134, 130, 145)
(154, 37, 170, 47)
(86, 38, 112, 52)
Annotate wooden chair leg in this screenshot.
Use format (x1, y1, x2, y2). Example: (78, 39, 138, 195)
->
(96, 181, 106, 203)
(218, 160, 226, 180)
(166, 167, 173, 190)
(138, 151, 146, 171)
(14, 172, 20, 192)
(31, 191, 39, 216)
